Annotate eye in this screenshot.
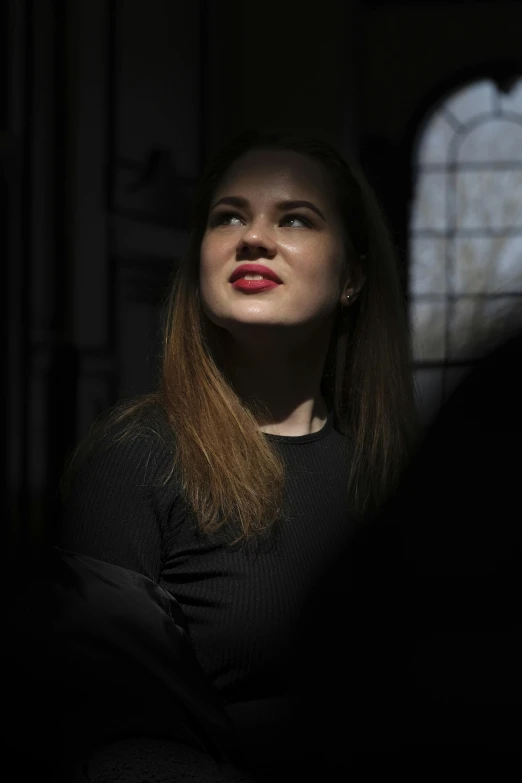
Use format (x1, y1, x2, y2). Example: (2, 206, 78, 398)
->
(209, 211, 243, 227)
(209, 211, 313, 229)
(280, 214, 312, 228)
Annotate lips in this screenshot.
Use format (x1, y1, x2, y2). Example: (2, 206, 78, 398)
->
(229, 264, 283, 284)
(231, 278, 280, 292)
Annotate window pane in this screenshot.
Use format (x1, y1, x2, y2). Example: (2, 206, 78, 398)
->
(453, 236, 522, 294)
(499, 78, 522, 115)
(416, 110, 455, 165)
(483, 296, 522, 346)
(456, 170, 522, 230)
(413, 367, 444, 425)
(410, 78, 522, 366)
(448, 296, 522, 360)
(444, 80, 496, 124)
(410, 299, 446, 361)
(409, 237, 446, 295)
(458, 119, 522, 162)
(448, 298, 488, 360)
(410, 172, 447, 231)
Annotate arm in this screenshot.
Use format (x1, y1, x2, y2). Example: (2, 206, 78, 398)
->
(11, 423, 248, 780)
(58, 423, 170, 580)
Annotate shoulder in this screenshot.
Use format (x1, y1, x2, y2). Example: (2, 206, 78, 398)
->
(59, 398, 181, 576)
(62, 398, 177, 501)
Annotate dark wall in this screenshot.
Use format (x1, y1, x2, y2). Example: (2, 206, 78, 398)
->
(1, 0, 8, 536)
(5, 0, 522, 558)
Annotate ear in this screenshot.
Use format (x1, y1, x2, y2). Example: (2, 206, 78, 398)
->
(342, 265, 366, 302)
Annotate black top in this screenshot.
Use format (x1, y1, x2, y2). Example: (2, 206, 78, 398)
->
(59, 405, 356, 706)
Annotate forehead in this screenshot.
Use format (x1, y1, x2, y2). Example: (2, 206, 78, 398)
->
(214, 149, 335, 203)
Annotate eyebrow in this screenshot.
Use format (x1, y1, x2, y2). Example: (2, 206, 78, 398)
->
(210, 196, 327, 222)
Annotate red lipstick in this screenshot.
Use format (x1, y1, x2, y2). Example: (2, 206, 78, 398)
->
(229, 264, 283, 284)
(231, 279, 280, 292)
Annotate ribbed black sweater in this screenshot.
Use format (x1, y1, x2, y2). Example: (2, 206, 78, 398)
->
(59, 404, 356, 707)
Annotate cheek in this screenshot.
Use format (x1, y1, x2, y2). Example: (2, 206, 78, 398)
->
(298, 240, 342, 278)
(200, 233, 231, 272)
(199, 234, 211, 267)
(199, 238, 218, 284)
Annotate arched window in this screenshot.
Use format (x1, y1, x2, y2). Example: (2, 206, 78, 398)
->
(409, 78, 522, 421)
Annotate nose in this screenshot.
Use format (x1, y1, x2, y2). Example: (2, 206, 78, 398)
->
(237, 220, 277, 257)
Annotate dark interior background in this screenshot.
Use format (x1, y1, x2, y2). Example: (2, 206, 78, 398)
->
(4, 0, 522, 563)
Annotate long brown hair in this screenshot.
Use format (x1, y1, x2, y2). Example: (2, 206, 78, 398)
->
(60, 131, 421, 546)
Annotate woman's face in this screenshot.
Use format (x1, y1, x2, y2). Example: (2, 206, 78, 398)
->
(199, 148, 350, 343)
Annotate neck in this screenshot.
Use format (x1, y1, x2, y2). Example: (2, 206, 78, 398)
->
(218, 327, 332, 436)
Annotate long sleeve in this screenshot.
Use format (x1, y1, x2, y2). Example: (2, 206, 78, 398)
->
(7, 419, 255, 781)
(76, 738, 254, 783)
(58, 425, 175, 581)
(7, 546, 252, 782)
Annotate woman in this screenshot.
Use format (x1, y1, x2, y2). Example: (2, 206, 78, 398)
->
(52, 130, 420, 781)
